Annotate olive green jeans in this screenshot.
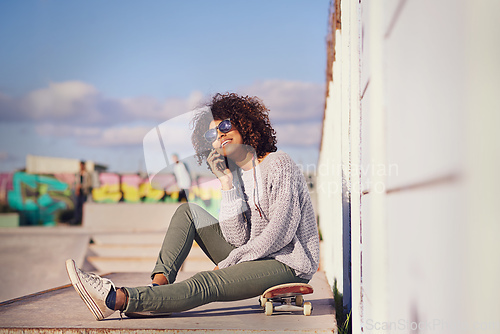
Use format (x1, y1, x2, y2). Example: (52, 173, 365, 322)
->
(123, 203, 307, 313)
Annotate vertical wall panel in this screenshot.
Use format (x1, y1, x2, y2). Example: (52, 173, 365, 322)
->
(318, 54, 345, 291)
(360, 86, 371, 194)
(465, 0, 500, 328)
(385, 0, 466, 190)
(359, 0, 370, 94)
(340, 0, 353, 310)
(349, 0, 362, 330)
(386, 184, 466, 333)
(365, 0, 389, 331)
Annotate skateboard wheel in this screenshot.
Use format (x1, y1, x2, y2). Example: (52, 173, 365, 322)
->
(260, 296, 267, 308)
(265, 301, 274, 316)
(303, 302, 312, 316)
(295, 295, 304, 306)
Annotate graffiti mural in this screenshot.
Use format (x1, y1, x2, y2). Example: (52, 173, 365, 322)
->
(121, 174, 143, 202)
(139, 181, 166, 202)
(92, 173, 122, 203)
(189, 177, 222, 218)
(7, 172, 73, 226)
(90, 172, 221, 214)
(0, 171, 222, 226)
(0, 173, 13, 207)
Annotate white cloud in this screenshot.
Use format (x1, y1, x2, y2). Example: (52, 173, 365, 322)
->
(0, 81, 116, 124)
(35, 123, 102, 137)
(119, 96, 163, 119)
(23, 81, 99, 119)
(83, 126, 152, 146)
(274, 122, 322, 147)
(237, 80, 324, 147)
(0, 81, 204, 125)
(119, 90, 203, 121)
(237, 80, 325, 123)
(2, 80, 324, 148)
(1, 80, 323, 125)
(35, 123, 151, 147)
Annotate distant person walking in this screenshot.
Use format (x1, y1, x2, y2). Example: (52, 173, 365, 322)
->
(72, 160, 92, 225)
(171, 153, 192, 202)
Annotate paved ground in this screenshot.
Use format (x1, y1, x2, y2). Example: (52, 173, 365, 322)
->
(0, 227, 90, 302)
(0, 271, 336, 333)
(0, 227, 217, 302)
(0, 201, 336, 332)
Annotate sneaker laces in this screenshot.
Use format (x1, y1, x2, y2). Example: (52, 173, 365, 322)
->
(80, 269, 114, 295)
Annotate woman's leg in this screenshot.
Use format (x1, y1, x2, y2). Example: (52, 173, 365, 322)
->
(66, 203, 235, 319)
(122, 202, 307, 314)
(151, 202, 235, 285)
(124, 259, 308, 313)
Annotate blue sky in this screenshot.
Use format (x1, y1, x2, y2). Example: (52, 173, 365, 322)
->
(0, 0, 329, 173)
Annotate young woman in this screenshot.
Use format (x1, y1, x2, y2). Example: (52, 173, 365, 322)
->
(66, 93, 320, 320)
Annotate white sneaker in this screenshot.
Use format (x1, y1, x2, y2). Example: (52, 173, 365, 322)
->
(65, 259, 116, 321)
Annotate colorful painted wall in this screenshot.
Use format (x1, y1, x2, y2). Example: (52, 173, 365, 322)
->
(0, 171, 221, 226)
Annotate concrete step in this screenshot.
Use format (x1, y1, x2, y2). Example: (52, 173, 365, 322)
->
(181, 258, 216, 272)
(86, 256, 158, 272)
(89, 244, 160, 257)
(82, 202, 181, 232)
(0, 271, 336, 333)
(86, 237, 215, 273)
(87, 255, 215, 273)
(90, 232, 166, 245)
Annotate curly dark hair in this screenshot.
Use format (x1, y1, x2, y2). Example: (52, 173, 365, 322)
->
(191, 93, 277, 166)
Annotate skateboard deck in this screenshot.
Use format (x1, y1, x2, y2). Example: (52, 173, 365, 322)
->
(259, 283, 314, 316)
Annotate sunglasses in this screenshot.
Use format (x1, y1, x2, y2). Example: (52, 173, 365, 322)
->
(204, 119, 232, 143)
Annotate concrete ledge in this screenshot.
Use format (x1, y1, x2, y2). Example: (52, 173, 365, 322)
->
(86, 256, 158, 272)
(0, 213, 19, 228)
(0, 271, 336, 333)
(83, 202, 181, 232)
(0, 227, 90, 302)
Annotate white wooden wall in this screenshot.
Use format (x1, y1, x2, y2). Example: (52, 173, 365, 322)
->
(318, 0, 500, 333)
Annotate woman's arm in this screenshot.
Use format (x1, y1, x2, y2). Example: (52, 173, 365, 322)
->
(218, 156, 306, 268)
(207, 150, 250, 247)
(218, 186, 250, 247)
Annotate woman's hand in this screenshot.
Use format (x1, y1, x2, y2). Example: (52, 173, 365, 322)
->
(207, 150, 233, 190)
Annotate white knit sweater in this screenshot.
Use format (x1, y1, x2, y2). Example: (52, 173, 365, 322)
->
(217, 151, 320, 280)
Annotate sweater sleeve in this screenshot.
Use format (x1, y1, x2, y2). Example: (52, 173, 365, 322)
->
(218, 156, 303, 269)
(218, 184, 250, 247)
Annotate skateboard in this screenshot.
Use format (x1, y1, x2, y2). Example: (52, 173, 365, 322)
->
(259, 283, 314, 316)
